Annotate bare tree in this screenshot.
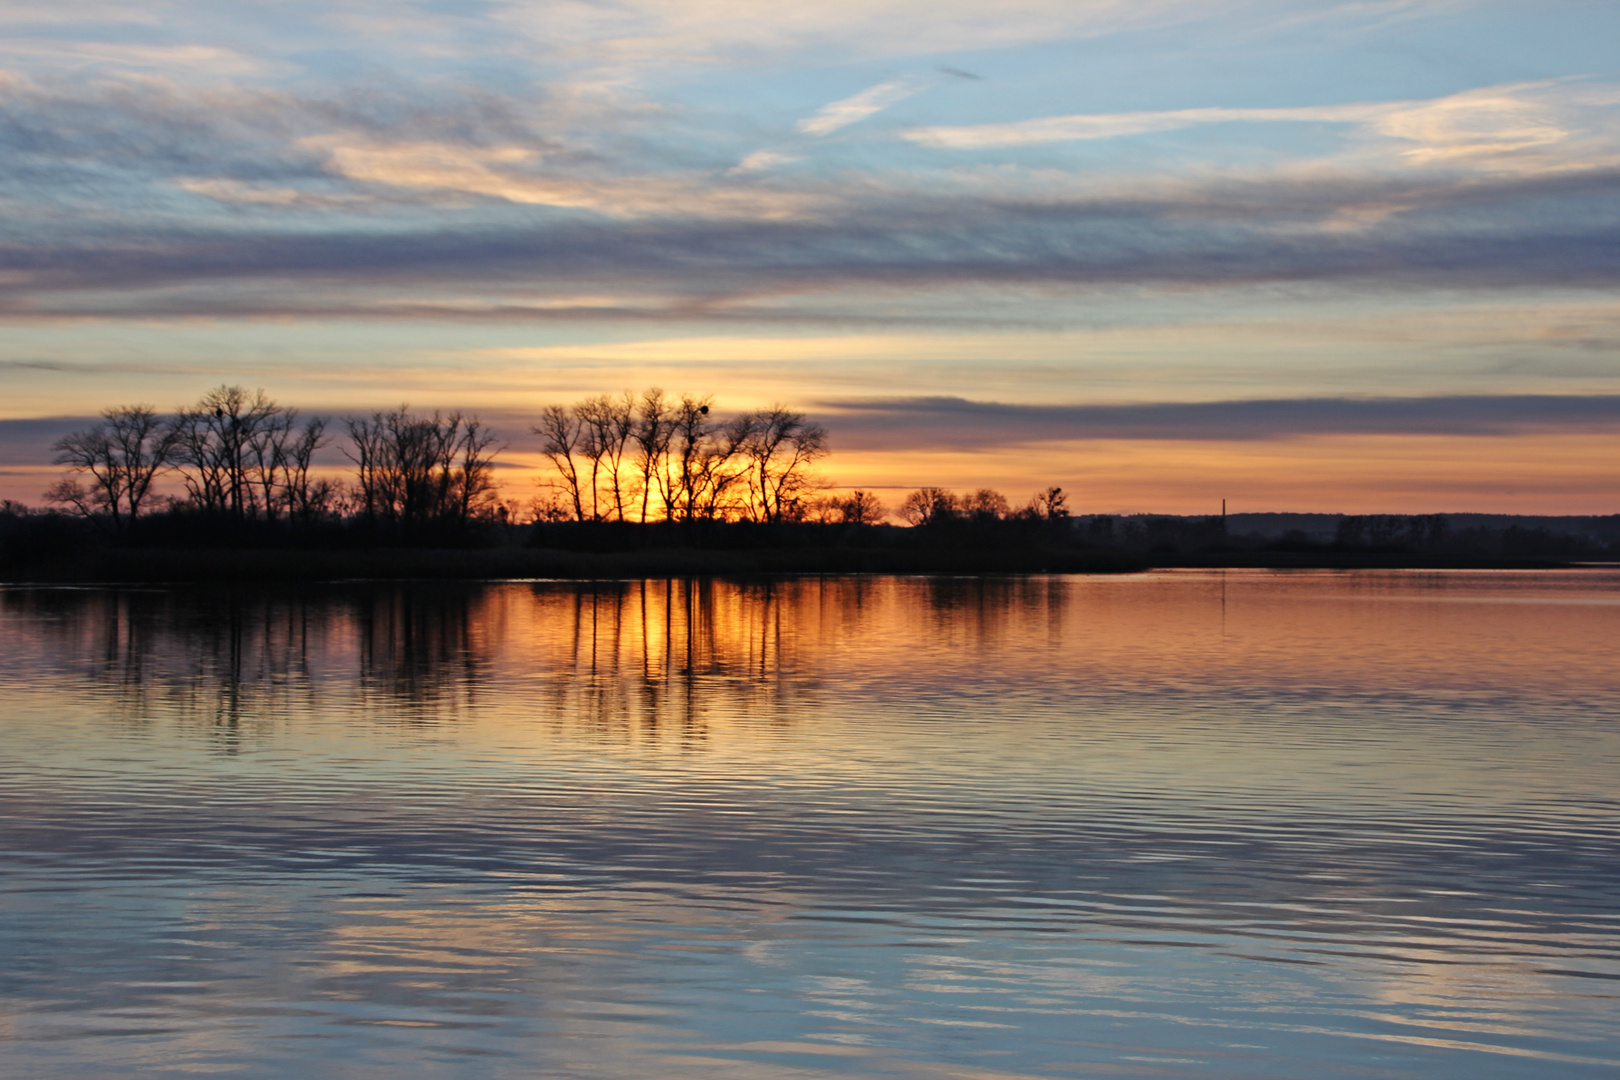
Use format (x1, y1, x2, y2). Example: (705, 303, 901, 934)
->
(576, 392, 636, 521)
(962, 488, 1009, 522)
(536, 389, 829, 524)
(799, 494, 843, 524)
(533, 405, 586, 522)
(631, 388, 674, 523)
(396, 413, 451, 529)
(839, 489, 886, 525)
(664, 394, 717, 522)
(244, 409, 298, 522)
(1031, 486, 1068, 521)
(344, 407, 502, 534)
(169, 386, 284, 520)
(345, 410, 396, 526)
(283, 416, 334, 524)
(529, 482, 575, 523)
(740, 406, 829, 523)
(448, 414, 502, 525)
(694, 413, 755, 521)
(899, 487, 957, 526)
(47, 405, 176, 531)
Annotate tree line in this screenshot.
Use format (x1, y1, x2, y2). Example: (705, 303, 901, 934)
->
(42, 384, 1074, 539)
(47, 386, 500, 535)
(897, 485, 1069, 525)
(529, 390, 1072, 529)
(533, 389, 831, 524)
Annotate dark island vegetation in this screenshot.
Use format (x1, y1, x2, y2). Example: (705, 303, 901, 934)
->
(1070, 512, 1619, 569)
(1, 385, 1129, 581)
(2, 385, 1613, 582)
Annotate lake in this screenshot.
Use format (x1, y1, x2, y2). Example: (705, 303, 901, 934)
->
(1, 571, 1617, 1078)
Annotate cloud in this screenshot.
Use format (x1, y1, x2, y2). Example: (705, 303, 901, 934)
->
(313, 136, 828, 219)
(488, 0, 1213, 71)
(905, 102, 1394, 148)
(903, 80, 1620, 176)
(1, 49, 1617, 327)
(3, 164, 1618, 324)
(0, 40, 274, 77)
(729, 150, 800, 174)
(318, 140, 595, 208)
(820, 394, 1620, 450)
(1369, 81, 1620, 173)
(0, 71, 552, 191)
(0, 416, 96, 466)
(176, 177, 366, 208)
(0, 71, 824, 224)
(797, 79, 919, 137)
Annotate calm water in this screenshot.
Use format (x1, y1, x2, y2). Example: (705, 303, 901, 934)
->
(1, 571, 1617, 1079)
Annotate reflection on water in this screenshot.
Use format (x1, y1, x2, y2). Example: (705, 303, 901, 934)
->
(1, 572, 1618, 1079)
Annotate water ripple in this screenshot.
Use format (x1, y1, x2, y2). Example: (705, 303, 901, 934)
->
(1, 573, 1617, 1078)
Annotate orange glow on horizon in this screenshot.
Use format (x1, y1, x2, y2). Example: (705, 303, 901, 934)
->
(493, 431, 1620, 517)
(5, 429, 1618, 516)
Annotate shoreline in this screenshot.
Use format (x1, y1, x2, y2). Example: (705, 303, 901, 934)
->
(0, 544, 1577, 584)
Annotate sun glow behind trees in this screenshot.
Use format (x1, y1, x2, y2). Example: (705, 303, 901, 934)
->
(533, 389, 832, 525)
(41, 386, 1099, 535)
(42, 386, 892, 532)
(46, 386, 502, 537)
(0, 5, 1617, 513)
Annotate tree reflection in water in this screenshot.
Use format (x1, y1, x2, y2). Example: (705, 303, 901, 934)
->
(0, 578, 1079, 752)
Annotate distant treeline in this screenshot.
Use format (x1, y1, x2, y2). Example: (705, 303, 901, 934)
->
(1073, 513, 1620, 562)
(532, 388, 832, 524)
(0, 385, 1117, 578)
(8, 386, 1612, 575)
(40, 386, 501, 538)
(21, 384, 1073, 539)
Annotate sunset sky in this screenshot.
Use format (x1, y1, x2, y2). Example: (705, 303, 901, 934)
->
(2, 0, 1618, 513)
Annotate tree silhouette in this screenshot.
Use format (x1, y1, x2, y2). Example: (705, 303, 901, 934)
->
(531, 389, 835, 524)
(899, 487, 957, 526)
(741, 406, 829, 523)
(631, 389, 674, 523)
(168, 386, 284, 520)
(1031, 486, 1068, 521)
(345, 407, 501, 534)
(533, 405, 586, 521)
(162, 387, 334, 523)
(962, 488, 1010, 522)
(839, 489, 886, 525)
(576, 392, 637, 521)
(47, 405, 176, 531)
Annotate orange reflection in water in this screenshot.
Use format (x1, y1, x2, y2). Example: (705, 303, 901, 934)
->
(8, 572, 1620, 724)
(3, 572, 1619, 1080)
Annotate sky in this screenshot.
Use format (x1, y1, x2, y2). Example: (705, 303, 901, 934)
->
(2, 0, 1618, 514)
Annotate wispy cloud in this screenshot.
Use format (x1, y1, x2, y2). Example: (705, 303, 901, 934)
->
(905, 80, 1620, 176)
(821, 394, 1620, 451)
(0, 416, 97, 465)
(797, 79, 920, 136)
(729, 150, 801, 174)
(1369, 81, 1620, 172)
(314, 137, 825, 218)
(487, 0, 1212, 71)
(1, 0, 1614, 510)
(176, 177, 364, 208)
(0, 40, 274, 76)
(905, 102, 1394, 148)
(4, 156, 1619, 325)
(0, 8, 1612, 350)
